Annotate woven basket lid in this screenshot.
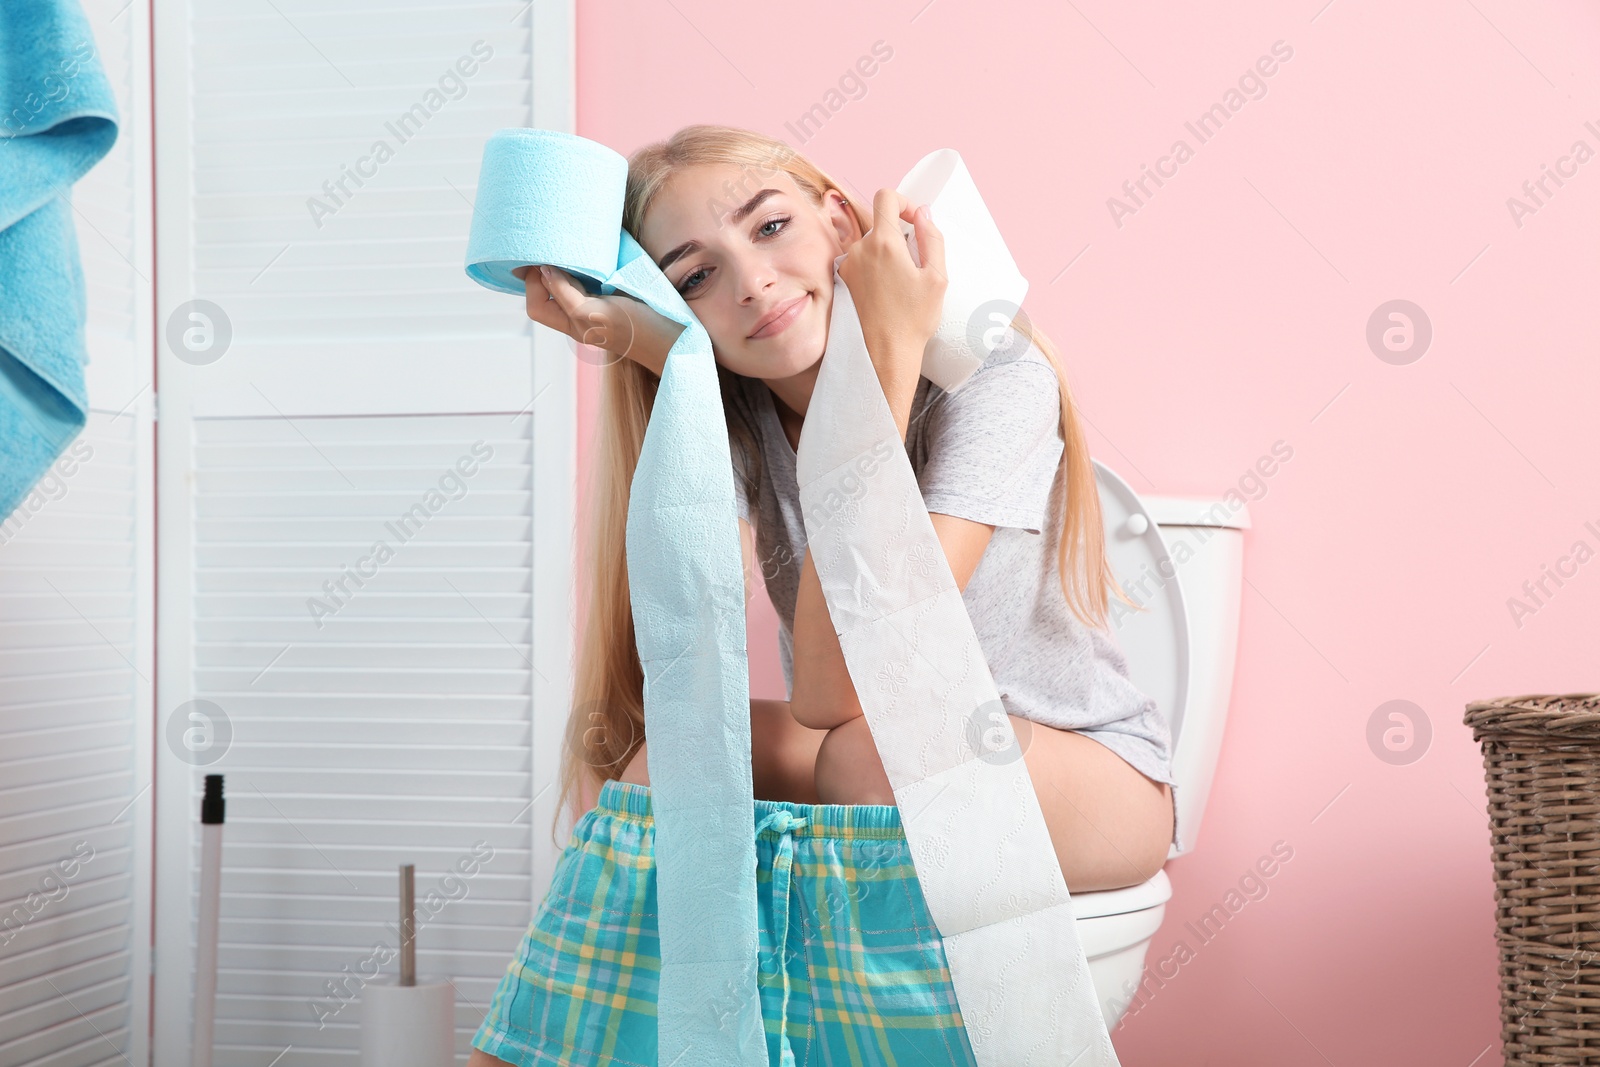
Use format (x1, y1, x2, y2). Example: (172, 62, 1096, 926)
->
(1463, 692, 1600, 739)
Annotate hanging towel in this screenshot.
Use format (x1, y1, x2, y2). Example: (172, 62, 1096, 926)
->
(0, 0, 119, 523)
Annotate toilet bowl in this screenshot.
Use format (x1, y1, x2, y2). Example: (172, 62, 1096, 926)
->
(1076, 461, 1250, 1027)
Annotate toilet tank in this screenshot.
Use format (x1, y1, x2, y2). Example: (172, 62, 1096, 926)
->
(1138, 494, 1250, 859)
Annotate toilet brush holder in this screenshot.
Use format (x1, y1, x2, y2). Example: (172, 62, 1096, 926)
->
(359, 977, 455, 1067)
(1464, 692, 1600, 1066)
(359, 863, 455, 1066)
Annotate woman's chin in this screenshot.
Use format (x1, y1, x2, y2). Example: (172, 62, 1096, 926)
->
(774, 348, 825, 380)
(732, 335, 824, 380)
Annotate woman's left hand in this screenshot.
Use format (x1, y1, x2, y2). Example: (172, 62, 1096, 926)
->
(837, 188, 947, 408)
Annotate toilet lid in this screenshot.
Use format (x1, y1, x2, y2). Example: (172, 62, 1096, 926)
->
(1092, 460, 1191, 748)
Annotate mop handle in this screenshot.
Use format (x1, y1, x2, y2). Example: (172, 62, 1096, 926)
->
(191, 775, 225, 1067)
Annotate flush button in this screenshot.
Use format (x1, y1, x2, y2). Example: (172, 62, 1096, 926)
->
(1126, 513, 1149, 536)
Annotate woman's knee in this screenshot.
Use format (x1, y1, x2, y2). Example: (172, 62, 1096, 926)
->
(618, 699, 827, 803)
(752, 699, 827, 803)
(814, 716, 894, 805)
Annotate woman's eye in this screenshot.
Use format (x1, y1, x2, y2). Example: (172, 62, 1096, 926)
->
(676, 215, 791, 296)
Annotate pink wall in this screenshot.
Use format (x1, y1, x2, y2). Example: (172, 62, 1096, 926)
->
(570, 2, 1600, 1061)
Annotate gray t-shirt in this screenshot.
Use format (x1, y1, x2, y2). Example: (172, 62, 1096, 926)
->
(724, 340, 1179, 845)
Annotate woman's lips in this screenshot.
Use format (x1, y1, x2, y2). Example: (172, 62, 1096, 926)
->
(748, 293, 808, 339)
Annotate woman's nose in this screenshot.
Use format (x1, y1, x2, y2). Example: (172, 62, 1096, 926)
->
(730, 259, 778, 304)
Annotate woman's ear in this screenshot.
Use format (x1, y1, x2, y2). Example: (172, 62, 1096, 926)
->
(828, 192, 860, 247)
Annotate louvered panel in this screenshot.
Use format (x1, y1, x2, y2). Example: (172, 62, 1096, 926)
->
(75, 0, 140, 379)
(156, 0, 570, 1059)
(1, 0, 153, 1053)
(193, 83, 530, 140)
(0, 411, 145, 1067)
(188, 411, 535, 1062)
(187, 0, 537, 411)
(195, 206, 481, 245)
(194, 135, 503, 179)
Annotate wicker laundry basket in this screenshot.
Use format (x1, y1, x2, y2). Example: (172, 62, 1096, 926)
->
(1465, 693, 1600, 1064)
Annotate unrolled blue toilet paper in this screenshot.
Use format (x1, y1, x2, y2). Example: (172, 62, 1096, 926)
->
(466, 128, 765, 1067)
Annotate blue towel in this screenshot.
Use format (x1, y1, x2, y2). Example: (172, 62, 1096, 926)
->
(0, 0, 119, 523)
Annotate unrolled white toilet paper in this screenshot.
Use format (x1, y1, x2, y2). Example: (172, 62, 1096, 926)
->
(795, 153, 1121, 1066)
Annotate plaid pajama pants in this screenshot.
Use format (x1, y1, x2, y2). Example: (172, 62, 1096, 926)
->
(472, 779, 981, 1067)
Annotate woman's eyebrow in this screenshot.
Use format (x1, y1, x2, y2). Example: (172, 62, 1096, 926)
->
(656, 188, 783, 272)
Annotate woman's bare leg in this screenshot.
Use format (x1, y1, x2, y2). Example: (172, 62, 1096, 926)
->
(814, 716, 894, 805)
(621, 698, 828, 804)
(812, 711, 1173, 892)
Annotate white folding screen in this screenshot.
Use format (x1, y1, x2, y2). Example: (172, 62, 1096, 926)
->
(151, 1, 576, 1063)
(0, 0, 156, 1065)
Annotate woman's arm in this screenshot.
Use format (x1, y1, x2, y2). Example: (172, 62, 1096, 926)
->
(738, 515, 757, 609)
(788, 332, 998, 732)
(790, 190, 951, 731)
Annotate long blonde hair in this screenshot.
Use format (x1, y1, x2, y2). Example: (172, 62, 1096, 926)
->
(550, 124, 1136, 843)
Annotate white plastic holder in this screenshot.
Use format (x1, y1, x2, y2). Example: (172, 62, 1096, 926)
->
(359, 977, 455, 1067)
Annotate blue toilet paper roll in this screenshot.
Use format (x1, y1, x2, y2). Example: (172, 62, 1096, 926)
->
(464, 128, 765, 1067)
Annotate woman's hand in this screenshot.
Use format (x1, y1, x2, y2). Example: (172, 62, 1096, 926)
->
(835, 188, 947, 423)
(512, 264, 685, 377)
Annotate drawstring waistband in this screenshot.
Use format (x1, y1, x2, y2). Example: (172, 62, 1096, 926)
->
(755, 807, 806, 1067)
(596, 778, 907, 838)
(595, 779, 908, 1067)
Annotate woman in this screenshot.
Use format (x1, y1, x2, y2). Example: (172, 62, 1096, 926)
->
(468, 124, 1174, 1067)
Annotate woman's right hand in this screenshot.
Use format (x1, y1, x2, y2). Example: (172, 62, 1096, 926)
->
(513, 264, 685, 376)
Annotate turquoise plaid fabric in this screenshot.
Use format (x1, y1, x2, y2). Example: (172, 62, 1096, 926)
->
(473, 779, 980, 1067)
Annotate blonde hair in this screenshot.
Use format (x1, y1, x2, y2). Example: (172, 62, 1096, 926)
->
(549, 123, 1136, 844)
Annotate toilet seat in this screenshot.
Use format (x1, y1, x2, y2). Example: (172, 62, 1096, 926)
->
(1071, 867, 1172, 919)
(1068, 870, 1171, 979)
(1074, 870, 1173, 965)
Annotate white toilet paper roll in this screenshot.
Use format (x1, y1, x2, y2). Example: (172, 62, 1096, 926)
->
(894, 149, 1030, 393)
(359, 978, 455, 1067)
